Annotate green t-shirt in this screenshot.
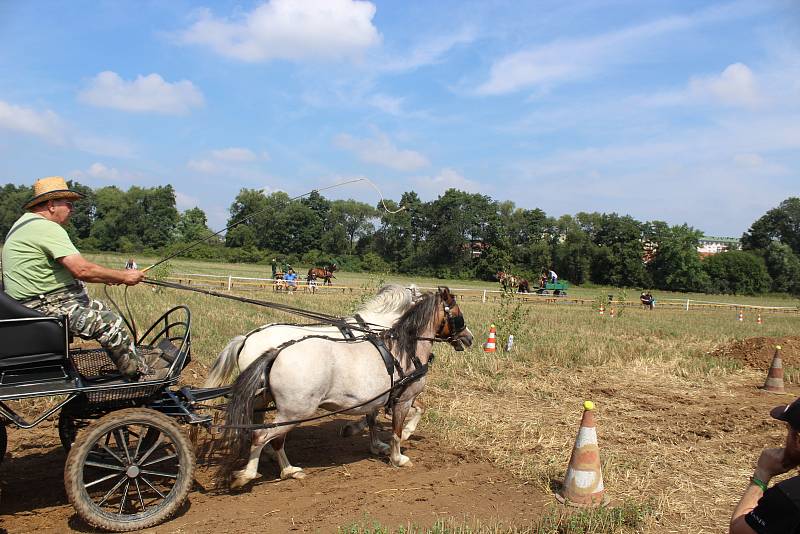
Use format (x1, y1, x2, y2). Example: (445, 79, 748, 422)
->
(1, 212, 79, 300)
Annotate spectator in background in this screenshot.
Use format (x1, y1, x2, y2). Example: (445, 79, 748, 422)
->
(548, 269, 558, 284)
(284, 268, 298, 292)
(729, 397, 800, 533)
(124, 258, 138, 270)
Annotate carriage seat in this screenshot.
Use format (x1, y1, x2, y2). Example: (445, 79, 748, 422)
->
(0, 290, 69, 371)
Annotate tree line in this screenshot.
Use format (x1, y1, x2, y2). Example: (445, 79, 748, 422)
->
(1, 181, 798, 295)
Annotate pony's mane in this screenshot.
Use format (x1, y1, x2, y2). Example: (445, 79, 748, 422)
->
(386, 291, 440, 361)
(357, 284, 415, 314)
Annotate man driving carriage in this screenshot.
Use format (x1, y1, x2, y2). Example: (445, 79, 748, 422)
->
(1, 176, 162, 380)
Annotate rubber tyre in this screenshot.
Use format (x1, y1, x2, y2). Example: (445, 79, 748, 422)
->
(0, 423, 7, 466)
(64, 408, 195, 532)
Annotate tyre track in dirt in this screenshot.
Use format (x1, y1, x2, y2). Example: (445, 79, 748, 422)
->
(0, 417, 549, 533)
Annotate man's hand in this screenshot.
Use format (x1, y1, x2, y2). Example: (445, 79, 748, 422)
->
(121, 269, 145, 286)
(755, 448, 793, 482)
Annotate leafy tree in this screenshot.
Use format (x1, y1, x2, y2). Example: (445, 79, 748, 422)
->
(763, 242, 800, 294)
(590, 214, 649, 287)
(176, 207, 217, 244)
(329, 199, 377, 253)
(703, 251, 772, 295)
(742, 197, 800, 254)
(647, 223, 710, 292)
(0, 184, 31, 240)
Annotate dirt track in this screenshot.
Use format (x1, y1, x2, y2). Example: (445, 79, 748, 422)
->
(0, 416, 548, 533)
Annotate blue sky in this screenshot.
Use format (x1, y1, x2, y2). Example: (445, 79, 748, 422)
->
(1, 0, 797, 236)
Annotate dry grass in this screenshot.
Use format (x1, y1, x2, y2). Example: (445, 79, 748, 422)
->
(82, 259, 800, 534)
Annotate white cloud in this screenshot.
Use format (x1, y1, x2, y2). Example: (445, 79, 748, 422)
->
(476, 2, 765, 95)
(367, 94, 404, 115)
(177, 0, 381, 63)
(0, 100, 65, 143)
(187, 159, 220, 174)
(70, 162, 144, 184)
(410, 168, 480, 198)
(380, 27, 476, 73)
(210, 147, 258, 162)
(79, 71, 204, 115)
(689, 63, 762, 107)
(334, 131, 429, 171)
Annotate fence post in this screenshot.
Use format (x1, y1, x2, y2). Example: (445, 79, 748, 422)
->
(227, 275, 232, 291)
(685, 299, 689, 311)
(482, 290, 486, 303)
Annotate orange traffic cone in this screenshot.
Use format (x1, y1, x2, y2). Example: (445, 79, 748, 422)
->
(483, 324, 497, 353)
(610, 308, 616, 318)
(599, 305, 605, 316)
(757, 314, 763, 325)
(556, 401, 607, 507)
(761, 345, 785, 393)
(738, 310, 744, 322)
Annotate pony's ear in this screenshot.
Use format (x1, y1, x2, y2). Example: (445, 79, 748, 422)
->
(438, 286, 451, 300)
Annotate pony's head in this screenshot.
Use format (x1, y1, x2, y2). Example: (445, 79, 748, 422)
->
(434, 286, 473, 351)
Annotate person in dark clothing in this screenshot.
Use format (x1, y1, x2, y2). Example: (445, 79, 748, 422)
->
(730, 396, 800, 533)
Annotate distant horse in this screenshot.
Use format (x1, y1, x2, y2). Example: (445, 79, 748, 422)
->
(496, 271, 519, 292)
(217, 287, 473, 488)
(307, 263, 337, 286)
(205, 284, 427, 444)
(517, 278, 530, 293)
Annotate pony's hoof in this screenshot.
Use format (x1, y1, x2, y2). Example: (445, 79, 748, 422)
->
(370, 442, 390, 456)
(280, 466, 306, 480)
(391, 454, 412, 468)
(230, 471, 260, 489)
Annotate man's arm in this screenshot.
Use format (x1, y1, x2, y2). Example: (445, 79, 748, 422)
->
(730, 448, 793, 534)
(59, 254, 145, 286)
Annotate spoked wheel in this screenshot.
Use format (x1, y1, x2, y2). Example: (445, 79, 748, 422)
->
(0, 423, 7, 466)
(64, 408, 195, 532)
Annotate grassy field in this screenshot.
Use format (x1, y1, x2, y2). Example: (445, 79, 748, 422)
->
(82, 254, 800, 533)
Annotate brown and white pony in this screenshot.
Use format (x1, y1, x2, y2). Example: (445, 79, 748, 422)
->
(496, 271, 530, 293)
(307, 263, 337, 286)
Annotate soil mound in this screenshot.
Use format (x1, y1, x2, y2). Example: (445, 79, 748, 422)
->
(710, 336, 800, 369)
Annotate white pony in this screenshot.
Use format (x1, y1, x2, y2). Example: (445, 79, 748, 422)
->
(218, 287, 473, 488)
(205, 284, 425, 439)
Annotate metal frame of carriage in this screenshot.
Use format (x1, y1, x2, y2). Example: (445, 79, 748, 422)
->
(0, 289, 228, 532)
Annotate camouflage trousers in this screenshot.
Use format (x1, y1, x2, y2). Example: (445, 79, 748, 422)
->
(24, 285, 141, 376)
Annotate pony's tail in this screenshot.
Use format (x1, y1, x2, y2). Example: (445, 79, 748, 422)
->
(216, 348, 280, 484)
(204, 335, 246, 388)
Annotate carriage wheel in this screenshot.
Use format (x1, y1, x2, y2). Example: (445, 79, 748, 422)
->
(0, 423, 7, 466)
(64, 408, 195, 532)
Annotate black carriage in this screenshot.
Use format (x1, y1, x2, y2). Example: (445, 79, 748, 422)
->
(0, 290, 224, 531)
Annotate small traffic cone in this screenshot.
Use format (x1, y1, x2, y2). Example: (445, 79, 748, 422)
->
(610, 308, 616, 318)
(761, 345, 785, 393)
(556, 401, 607, 507)
(757, 314, 763, 325)
(599, 305, 605, 316)
(483, 324, 497, 353)
(738, 310, 744, 322)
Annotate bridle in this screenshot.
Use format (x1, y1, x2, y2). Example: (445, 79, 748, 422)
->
(431, 287, 466, 343)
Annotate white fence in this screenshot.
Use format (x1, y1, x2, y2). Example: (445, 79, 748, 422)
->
(164, 272, 799, 313)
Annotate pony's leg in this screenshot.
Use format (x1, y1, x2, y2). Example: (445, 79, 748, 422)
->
(389, 401, 413, 468)
(339, 416, 369, 438)
(231, 423, 301, 488)
(367, 411, 390, 456)
(270, 434, 306, 480)
(401, 398, 425, 441)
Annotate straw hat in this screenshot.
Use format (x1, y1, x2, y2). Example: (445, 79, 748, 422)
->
(24, 176, 84, 209)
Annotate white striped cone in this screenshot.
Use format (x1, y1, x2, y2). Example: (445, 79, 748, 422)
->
(610, 308, 616, 318)
(599, 305, 605, 316)
(483, 324, 497, 353)
(762, 346, 785, 393)
(738, 311, 744, 322)
(757, 314, 763, 325)
(556, 401, 607, 507)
